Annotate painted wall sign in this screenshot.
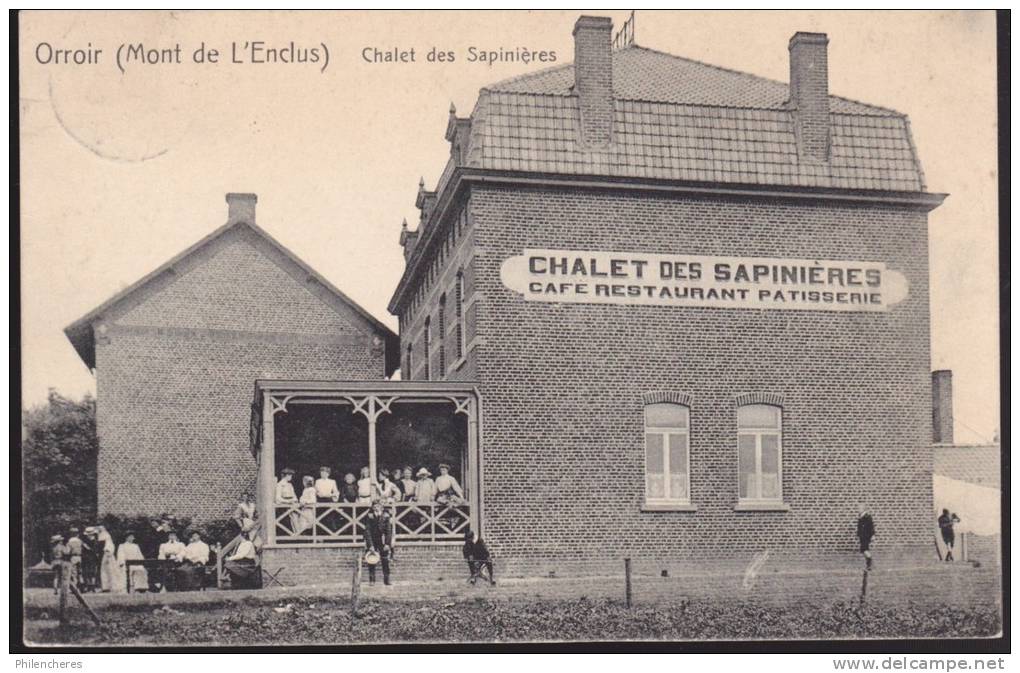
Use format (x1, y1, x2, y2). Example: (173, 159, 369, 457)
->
(500, 249, 909, 312)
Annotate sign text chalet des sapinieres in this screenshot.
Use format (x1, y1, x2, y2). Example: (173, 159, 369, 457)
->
(500, 249, 910, 312)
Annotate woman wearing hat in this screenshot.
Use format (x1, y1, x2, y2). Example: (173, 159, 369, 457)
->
(116, 532, 148, 593)
(414, 468, 437, 503)
(232, 491, 257, 535)
(95, 525, 118, 592)
(355, 466, 374, 505)
(377, 469, 401, 505)
(314, 466, 340, 503)
(297, 475, 318, 535)
(276, 467, 299, 536)
(435, 464, 465, 505)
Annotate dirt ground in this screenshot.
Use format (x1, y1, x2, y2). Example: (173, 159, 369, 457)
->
(22, 562, 1002, 645)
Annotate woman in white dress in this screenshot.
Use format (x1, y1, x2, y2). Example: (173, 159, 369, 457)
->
(116, 532, 148, 592)
(96, 525, 120, 592)
(297, 475, 318, 535)
(275, 468, 300, 536)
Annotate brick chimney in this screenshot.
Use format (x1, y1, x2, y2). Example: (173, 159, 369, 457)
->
(788, 32, 830, 162)
(572, 15, 614, 147)
(226, 193, 257, 224)
(932, 370, 954, 445)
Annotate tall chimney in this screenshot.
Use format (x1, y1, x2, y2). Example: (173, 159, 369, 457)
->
(226, 192, 257, 224)
(788, 32, 830, 162)
(932, 370, 954, 445)
(572, 15, 614, 147)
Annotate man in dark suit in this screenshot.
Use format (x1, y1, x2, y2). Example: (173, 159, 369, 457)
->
(463, 530, 496, 586)
(856, 505, 876, 570)
(364, 500, 392, 585)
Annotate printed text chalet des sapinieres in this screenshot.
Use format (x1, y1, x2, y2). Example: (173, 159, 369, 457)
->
(33, 41, 559, 74)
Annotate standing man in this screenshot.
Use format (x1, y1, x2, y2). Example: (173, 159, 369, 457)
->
(81, 528, 101, 592)
(856, 505, 876, 570)
(938, 509, 962, 562)
(363, 500, 393, 586)
(463, 530, 496, 586)
(65, 526, 84, 590)
(49, 534, 67, 595)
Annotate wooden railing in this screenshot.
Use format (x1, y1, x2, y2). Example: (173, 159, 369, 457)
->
(273, 501, 470, 545)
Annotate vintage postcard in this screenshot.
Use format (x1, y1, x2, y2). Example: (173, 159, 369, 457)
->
(17, 9, 1003, 649)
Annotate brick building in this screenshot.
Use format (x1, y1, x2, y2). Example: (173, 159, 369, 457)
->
(65, 193, 399, 522)
(66, 15, 951, 585)
(387, 16, 946, 576)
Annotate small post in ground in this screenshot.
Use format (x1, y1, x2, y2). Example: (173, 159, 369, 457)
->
(351, 551, 362, 617)
(624, 557, 632, 608)
(58, 563, 69, 627)
(859, 567, 869, 606)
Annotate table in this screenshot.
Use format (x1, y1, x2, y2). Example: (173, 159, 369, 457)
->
(125, 559, 178, 593)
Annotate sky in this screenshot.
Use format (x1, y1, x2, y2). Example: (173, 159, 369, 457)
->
(18, 10, 1000, 443)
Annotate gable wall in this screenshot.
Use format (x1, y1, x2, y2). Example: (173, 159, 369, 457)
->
(94, 229, 388, 522)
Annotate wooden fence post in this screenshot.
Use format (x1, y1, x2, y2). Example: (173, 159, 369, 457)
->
(351, 551, 362, 617)
(58, 563, 69, 627)
(624, 558, 632, 608)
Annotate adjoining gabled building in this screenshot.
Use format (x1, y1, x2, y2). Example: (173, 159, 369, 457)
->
(931, 370, 1001, 564)
(389, 15, 945, 576)
(65, 194, 399, 522)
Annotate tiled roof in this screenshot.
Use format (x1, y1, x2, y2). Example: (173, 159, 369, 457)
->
(457, 44, 926, 193)
(466, 91, 925, 192)
(933, 445, 1001, 489)
(488, 46, 895, 115)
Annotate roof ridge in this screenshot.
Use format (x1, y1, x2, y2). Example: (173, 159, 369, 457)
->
(65, 219, 397, 369)
(484, 42, 901, 116)
(626, 44, 901, 115)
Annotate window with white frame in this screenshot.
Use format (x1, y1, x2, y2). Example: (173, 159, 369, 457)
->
(644, 403, 690, 504)
(737, 404, 783, 502)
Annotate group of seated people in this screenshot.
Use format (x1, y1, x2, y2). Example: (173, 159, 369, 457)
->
(48, 525, 222, 593)
(274, 463, 467, 536)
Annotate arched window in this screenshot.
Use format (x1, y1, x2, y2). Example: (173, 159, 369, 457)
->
(405, 343, 413, 381)
(423, 317, 431, 381)
(455, 271, 465, 360)
(644, 403, 690, 504)
(438, 294, 447, 377)
(737, 404, 782, 503)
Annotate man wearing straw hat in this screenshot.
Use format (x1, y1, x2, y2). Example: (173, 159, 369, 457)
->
(65, 526, 84, 590)
(49, 533, 67, 595)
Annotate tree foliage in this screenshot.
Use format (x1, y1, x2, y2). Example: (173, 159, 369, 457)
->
(22, 390, 98, 564)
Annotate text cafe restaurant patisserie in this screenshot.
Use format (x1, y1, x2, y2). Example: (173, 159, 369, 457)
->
(66, 15, 945, 583)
